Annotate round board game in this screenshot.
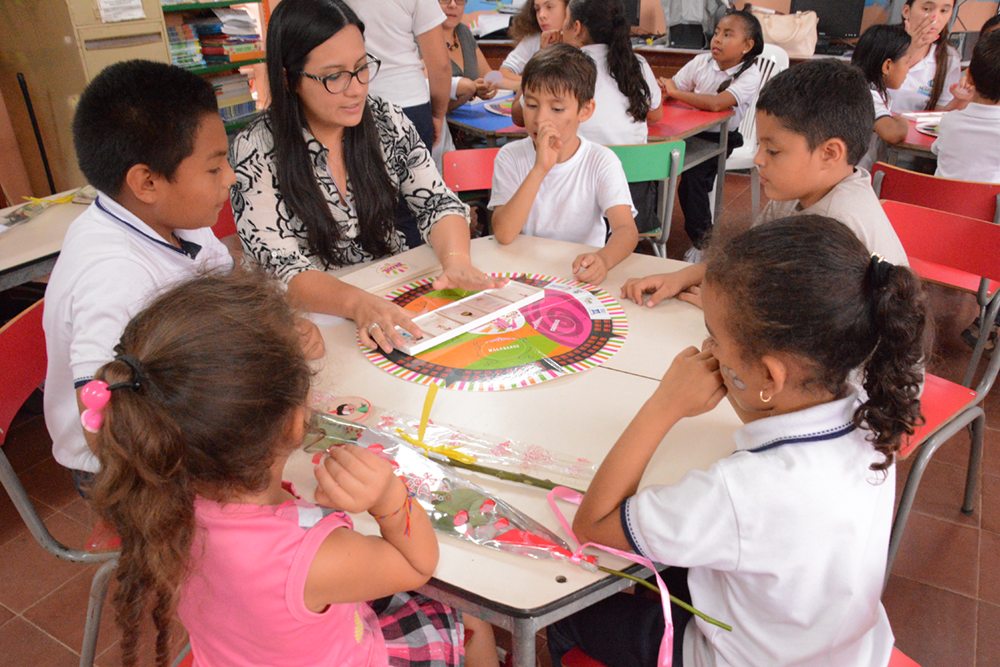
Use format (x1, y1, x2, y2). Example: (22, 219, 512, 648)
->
(360, 273, 628, 391)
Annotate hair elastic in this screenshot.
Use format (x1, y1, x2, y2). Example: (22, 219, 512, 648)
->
(869, 253, 893, 291)
(79, 354, 145, 433)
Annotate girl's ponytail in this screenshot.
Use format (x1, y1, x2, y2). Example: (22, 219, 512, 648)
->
(716, 9, 765, 94)
(926, 31, 951, 110)
(88, 269, 312, 667)
(568, 0, 650, 122)
(856, 257, 927, 470)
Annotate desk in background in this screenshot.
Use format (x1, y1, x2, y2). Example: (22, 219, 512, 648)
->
(0, 196, 88, 291)
(887, 119, 936, 166)
(284, 235, 743, 667)
(446, 95, 527, 148)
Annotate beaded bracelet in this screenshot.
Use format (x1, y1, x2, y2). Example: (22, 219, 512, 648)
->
(371, 491, 416, 536)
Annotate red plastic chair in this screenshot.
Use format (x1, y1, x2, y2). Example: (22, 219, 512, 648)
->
(882, 201, 1000, 586)
(0, 300, 119, 667)
(212, 199, 238, 240)
(441, 147, 502, 193)
(873, 162, 1000, 379)
(561, 645, 922, 666)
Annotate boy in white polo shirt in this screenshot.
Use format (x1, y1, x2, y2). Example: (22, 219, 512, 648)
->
(489, 44, 639, 285)
(932, 29, 1000, 184)
(43, 60, 238, 488)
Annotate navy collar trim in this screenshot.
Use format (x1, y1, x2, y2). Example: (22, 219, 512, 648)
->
(96, 197, 202, 260)
(748, 423, 858, 454)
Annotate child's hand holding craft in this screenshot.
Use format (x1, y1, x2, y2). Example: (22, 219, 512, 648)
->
(314, 444, 405, 516)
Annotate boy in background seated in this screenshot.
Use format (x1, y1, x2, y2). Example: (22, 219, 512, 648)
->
(933, 30, 1000, 184)
(44, 60, 323, 491)
(489, 44, 639, 285)
(623, 58, 908, 309)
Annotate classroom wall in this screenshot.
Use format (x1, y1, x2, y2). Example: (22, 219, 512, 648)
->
(0, 85, 32, 203)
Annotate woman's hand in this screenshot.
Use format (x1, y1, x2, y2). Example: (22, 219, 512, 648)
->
(457, 77, 478, 100)
(354, 292, 422, 354)
(475, 78, 498, 100)
(314, 444, 406, 515)
(650, 347, 726, 420)
(432, 255, 507, 292)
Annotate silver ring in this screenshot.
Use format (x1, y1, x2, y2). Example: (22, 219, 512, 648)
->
(368, 322, 380, 333)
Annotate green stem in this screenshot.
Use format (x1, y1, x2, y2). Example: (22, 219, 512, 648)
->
(597, 566, 733, 632)
(436, 456, 586, 495)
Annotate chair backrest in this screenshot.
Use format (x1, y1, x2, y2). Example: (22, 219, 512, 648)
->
(0, 300, 46, 445)
(730, 44, 789, 160)
(882, 201, 1000, 284)
(607, 140, 686, 183)
(442, 147, 502, 193)
(872, 162, 1000, 224)
(212, 199, 238, 240)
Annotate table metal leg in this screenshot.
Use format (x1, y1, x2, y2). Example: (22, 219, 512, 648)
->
(713, 128, 728, 223)
(512, 619, 540, 667)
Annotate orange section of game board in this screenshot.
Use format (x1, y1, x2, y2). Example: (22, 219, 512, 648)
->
(418, 324, 573, 368)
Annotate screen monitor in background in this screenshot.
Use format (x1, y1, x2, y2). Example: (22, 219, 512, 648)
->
(621, 0, 641, 27)
(790, 0, 867, 40)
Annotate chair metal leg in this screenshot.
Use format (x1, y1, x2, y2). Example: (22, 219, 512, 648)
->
(963, 283, 1000, 387)
(655, 149, 681, 260)
(963, 414, 984, 515)
(750, 166, 760, 217)
(884, 407, 984, 590)
(80, 556, 118, 667)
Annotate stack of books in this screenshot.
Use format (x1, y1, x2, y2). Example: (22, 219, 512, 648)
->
(166, 24, 205, 69)
(208, 73, 257, 123)
(189, 8, 263, 65)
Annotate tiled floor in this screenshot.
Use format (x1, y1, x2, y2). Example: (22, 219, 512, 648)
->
(2, 172, 998, 666)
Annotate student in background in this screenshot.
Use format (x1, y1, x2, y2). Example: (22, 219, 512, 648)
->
(231, 0, 502, 355)
(489, 45, 639, 285)
(559, 0, 664, 233)
(440, 0, 498, 109)
(344, 0, 452, 149)
(933, 29, 1000, 183)
(981, 13, 1000, 36)
(623, 59, 908, 309)
(551, 216, 924, 667)
(891, 0, 968, 112)
(499, 0, 568, 91)
(658, 8, 763, 261)
(852, 24, 914, 171)
(86, 270, 499, 667)
(43, 60, 237, 488)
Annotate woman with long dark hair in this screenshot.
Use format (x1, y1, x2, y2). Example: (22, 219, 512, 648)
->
(230, 0, 501, 353)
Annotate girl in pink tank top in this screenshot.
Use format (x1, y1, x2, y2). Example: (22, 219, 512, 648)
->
(82, 269, 498, 667)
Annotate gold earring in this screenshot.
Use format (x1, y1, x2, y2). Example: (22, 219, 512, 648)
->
(759, 390, 772, 404)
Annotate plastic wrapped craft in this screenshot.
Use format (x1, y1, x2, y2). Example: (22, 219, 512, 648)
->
(306, 412, 596, 566)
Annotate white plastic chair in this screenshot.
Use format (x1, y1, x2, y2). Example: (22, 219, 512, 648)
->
(721, 44, 789, 215)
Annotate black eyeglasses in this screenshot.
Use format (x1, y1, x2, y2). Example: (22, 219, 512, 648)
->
(300, 54, 381, 94)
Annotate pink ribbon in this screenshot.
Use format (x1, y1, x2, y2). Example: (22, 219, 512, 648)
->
(547, 486, 674, 667)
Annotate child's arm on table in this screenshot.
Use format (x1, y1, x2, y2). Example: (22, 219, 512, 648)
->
(874, 114, 910, 145)
(305, 445, 439, 612)
(622, 262, 708, 308)
(658, 77, 737, 113)
(491, 122, 561, 244)
(573, 205, 638, 284)
(574, 347, 726, 549)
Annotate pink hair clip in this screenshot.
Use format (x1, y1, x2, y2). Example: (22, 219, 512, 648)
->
(79, 380, 112, 433)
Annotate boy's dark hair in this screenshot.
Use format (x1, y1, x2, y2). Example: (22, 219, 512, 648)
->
(521, 43, 597, 106)
(72, 60, 218, 196)
(851, 24, 912, 103)
(755, 59, 873, 166)
(982, 13, 1000, 35)
(704, 215, 927, 472)
(969, 29, 1000, 101)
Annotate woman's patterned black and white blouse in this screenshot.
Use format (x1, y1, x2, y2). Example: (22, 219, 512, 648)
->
(229, 95, 469, 283)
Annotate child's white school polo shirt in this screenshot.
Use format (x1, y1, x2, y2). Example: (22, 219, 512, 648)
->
(932, 102, 1000, 184)
(622, 394, 895, 667)
(488, 136, 636, 247)
(671, 53, 763, 132)
(43, 194, 233, 473)
(888, 43, 961, 112)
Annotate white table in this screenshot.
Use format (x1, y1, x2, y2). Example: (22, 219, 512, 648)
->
(0, 195, 87, 290)
(283, 236, 743, 666)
